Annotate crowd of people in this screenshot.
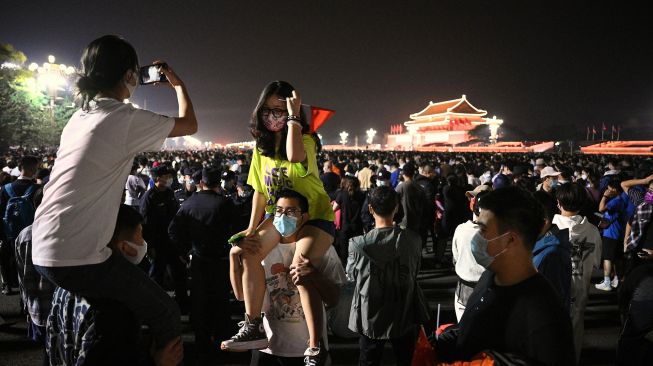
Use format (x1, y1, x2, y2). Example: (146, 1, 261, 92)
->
(1, 34, 653, 366)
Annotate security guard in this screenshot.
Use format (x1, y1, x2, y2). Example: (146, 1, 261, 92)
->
(140, 165, 188, 311)
(168, 167, 236, 353)
(220, 170, 237, 199)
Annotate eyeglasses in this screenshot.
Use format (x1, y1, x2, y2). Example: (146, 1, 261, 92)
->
(274, 206, 303, 218)
(261, 107, 289, 119)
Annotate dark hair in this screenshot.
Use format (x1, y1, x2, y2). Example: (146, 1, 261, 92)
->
(110, 204, 143, 244)
(77, 35, 139, 111)
(402, 162, 416, 177)
(472, 190, 490, 217)
(340, 176, 360, 197)
(533, 190, 558, 222)
(368, 186, 398, 216)
(556, 182, 586, 213)
(478, 187, 544, 249)
(250, 81, 310, 160)
(19, 155, 39, 173)
(607, 176, 623, 193)
(276, 189, 309, 213)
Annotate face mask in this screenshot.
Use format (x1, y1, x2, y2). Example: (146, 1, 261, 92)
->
(581, 174, 588, 181)
(263, 114, 286, 132)
(123, 240, 147, 265)
(124, 70, 138, 98)
(645, 191, 653, 204)
(549, 179, 559, 188)
(470, 231, 510, 268)
(165, 178, 173, 187)
(273, 214, 300, 237)
(377, 180, 386, 187)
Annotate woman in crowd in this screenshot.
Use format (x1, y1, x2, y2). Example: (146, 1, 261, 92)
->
(332, 175, 365, 264)
(31, 35, 196, 365)
(222, 81, 334, 365)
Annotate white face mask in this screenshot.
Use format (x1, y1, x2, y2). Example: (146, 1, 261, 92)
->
(165, 178, 174, 187)
(124, 70, 138, 98)
(123, 240, 147, 265)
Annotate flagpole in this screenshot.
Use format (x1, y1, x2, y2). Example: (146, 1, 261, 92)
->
(617, 125, 620, 141)
(592, 126, 596, 141)
(601, 123, 604, 141)
(586, 126, 589, 141)
(611, 124, 614, 140)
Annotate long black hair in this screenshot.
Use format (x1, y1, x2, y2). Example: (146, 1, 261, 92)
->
(76, 35, 139, 111)
(250, 81, 318, 160)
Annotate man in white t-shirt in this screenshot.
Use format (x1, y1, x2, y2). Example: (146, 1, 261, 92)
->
(225, 190, 345, 366)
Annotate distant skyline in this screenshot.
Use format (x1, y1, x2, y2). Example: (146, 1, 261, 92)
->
(2, 1, 652, 144)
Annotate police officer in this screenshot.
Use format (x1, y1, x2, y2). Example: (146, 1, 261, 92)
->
(168, 167, 236, 354)
(140, 165, 189, 311)
(174, 167, 197, 204)
(220, 170, 237, 198)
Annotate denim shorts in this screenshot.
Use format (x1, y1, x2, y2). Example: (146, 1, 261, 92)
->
(304, 219, 336, 238)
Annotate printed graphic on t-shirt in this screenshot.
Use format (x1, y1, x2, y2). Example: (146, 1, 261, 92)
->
(263, 166, 294, 206)
(265, 262, 303, 322)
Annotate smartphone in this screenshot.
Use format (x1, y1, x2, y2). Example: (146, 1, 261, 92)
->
(139, 63, 168, 85)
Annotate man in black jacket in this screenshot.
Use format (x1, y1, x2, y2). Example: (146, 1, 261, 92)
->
(0, 155, 41, 295)
(433, 187, 575, 365)
(140, 166, 188, 310)
(168, 167, 236, 354)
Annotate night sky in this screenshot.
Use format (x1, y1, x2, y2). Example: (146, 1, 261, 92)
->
(2, 1, 653, 144)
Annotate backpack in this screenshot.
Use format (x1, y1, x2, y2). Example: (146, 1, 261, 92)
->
(3, 183, 37, 242)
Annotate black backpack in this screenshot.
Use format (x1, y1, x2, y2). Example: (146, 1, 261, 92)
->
(3, 183, 37, 242)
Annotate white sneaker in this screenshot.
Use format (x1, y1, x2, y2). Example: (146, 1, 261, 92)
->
(595, 281, 612, 291)
(611, 277, 619, 288)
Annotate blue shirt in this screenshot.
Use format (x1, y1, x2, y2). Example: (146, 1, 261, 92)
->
(603, 193, 629, 240)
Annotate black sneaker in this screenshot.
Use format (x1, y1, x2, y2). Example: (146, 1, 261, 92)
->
(304, 342, 329, 366)
(221, 314, 268, 351)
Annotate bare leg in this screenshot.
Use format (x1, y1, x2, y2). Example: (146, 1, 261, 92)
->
(241, 218, 281, 318)
(294, 225, 334, 348)
(603, 259, 612, 278)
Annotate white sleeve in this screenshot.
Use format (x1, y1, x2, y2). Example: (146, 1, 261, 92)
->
(125, 107, 175, 154)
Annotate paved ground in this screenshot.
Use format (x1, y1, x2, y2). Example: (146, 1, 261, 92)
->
(0, 253, 621, 366)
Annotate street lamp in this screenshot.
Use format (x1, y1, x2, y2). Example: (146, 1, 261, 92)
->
(366, 128, 376, 145)
(339, 131, 349, 146)
(31, 55, 75, 124)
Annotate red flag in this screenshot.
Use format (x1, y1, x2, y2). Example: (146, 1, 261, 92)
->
(592, 126, 597, 134)
(602, 122, 607, 131)
(391, 125, 396, 134)
(612, 125, 617, 133)
(306, 106, 335, 133)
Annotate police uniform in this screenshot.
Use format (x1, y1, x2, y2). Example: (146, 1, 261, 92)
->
(168, 167, 236, 350)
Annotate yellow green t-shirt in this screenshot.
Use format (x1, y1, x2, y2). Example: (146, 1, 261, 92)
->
(247, 134, 334, 222)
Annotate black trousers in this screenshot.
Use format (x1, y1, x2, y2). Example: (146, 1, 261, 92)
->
(190, 255, 232, 351)
(358, 329, 417, 366)
(149, 242, 188, 306)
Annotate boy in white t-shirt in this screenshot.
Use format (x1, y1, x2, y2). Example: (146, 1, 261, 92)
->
(225, 190, 345, 366)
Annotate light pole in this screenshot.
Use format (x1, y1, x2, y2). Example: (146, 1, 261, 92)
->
(29, 55, 75, 124)
(366, 128, 377, 145)
(339, 131, 349, 146)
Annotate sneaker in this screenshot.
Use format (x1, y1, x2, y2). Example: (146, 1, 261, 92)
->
(304, 343, 329, 366)
(595, 281, 612, 292)
(611, 277, 619, 289)
(220, 314, 268, 351)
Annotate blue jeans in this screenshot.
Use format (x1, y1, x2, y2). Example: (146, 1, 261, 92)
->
(34, 251, 180, 347)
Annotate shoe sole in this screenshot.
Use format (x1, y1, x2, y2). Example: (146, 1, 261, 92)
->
(221, 338, 269, 352)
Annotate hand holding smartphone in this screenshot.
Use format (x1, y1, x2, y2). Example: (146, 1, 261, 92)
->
(139, 63, 168, 85)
